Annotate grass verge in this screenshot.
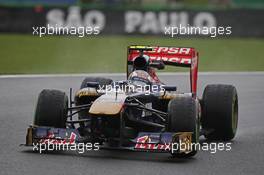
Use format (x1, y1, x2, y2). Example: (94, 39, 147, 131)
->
(0, 34, 263, 74)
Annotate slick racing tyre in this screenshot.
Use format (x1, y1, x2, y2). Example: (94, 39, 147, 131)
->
(167, 97, 199, 158)
(201, 84, 238, 141)
(77, 77, 113, 119)
(34, 89, 68, 128)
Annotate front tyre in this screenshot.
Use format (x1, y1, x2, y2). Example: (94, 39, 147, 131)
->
(201, 84, 238, 141)
(34, 89, 68, 128)
(167, 97, 199, 158)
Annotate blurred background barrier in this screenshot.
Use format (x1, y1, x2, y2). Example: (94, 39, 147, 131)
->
(0, 0, 264, 37)
(0, 5, 264, 37)
(1, 0, 264, 8)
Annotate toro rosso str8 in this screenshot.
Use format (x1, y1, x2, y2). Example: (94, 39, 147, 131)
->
(24, 46, 238, 158)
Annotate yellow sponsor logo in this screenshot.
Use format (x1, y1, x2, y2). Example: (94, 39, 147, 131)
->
(129, 45, 153, 50)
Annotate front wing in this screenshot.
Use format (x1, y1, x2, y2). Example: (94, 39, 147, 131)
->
(24, 126, 193, 154)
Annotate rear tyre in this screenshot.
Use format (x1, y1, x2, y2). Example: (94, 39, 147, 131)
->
(34, 89, 68, 128)
(77, 77, 113, 119)
(201, 84, 238, 141)
(167, 97, 199, 158)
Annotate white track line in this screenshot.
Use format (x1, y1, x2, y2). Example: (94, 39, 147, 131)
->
(0, 72, 264, 79)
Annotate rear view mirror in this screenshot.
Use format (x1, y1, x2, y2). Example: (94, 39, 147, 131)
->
(163, 85, 177, 91)
(149, 60, 165, 70)
(86, 82, 100, 89)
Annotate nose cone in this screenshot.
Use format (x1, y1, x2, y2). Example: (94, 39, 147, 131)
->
(89, 92, 127, 115)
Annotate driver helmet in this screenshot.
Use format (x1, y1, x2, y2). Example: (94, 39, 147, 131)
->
(128, 70, 154, 86)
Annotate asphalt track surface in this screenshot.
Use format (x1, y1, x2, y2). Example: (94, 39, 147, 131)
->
(0, 73, 264, 175)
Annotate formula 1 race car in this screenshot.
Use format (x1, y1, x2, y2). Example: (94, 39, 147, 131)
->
(25, 46, 238, 158)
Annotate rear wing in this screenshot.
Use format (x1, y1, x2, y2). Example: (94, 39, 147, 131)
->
(127, 46, 199, 96)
